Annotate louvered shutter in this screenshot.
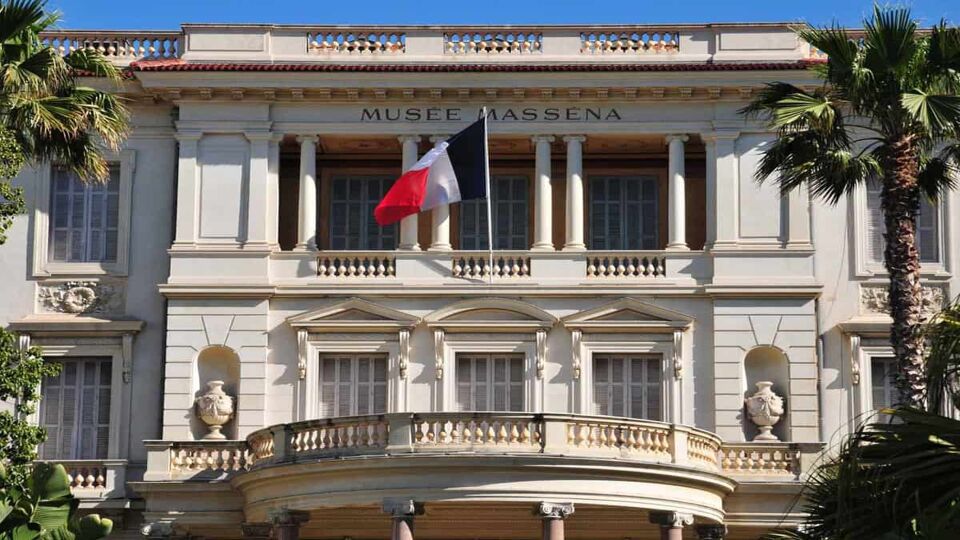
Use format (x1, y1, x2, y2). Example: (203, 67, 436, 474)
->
(330, 176, 396, 250)
(455, 354, 524, 411)
(317, 354, 388, 417)
(49, 167, 119, 263)
(865, 182, 885, 263)
(917, 198, 939, 263)
(589, 176, 659, 250)
(593, 355, 662, 420)
(459, 176, 529, 250)
(39, 358, 112, 460)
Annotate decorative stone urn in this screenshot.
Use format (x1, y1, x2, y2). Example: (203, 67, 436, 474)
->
(745, 381, 785, 441)
(194, 380, 235, 440)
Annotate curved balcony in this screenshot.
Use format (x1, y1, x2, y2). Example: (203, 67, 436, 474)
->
(139, 413, 823, 536)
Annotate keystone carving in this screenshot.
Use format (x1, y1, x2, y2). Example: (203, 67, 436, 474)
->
(38, 280, 123, 315)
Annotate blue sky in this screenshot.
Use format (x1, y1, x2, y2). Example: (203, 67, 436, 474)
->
(46, 1, 957, 29)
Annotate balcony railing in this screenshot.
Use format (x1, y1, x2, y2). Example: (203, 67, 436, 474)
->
(143, 413, 823, 482)
(39, 24, 818, 64)
(35, 459, 127, 499)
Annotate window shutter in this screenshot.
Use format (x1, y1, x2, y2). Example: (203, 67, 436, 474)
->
(593, 355, 663, 421)
(49, 168, 120, 263)
(39, 358, 111, 460)
(318, 354, 388, 417)
(865, 182, 885, 263)
(455, 354, 524, 412)
(917, 198, 939, 263)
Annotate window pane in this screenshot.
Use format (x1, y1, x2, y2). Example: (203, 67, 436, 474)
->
(318, 354, 388, 417)
(39, 357, 111, 460)
(589, 177, 658, 250)
(455, 353, 524, 412)
(49, 167, 120, 263)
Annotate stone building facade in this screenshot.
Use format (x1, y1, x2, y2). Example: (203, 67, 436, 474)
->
(2, 22, 958, 540)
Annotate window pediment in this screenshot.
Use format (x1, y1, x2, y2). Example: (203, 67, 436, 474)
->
(424, 298, 556, 333)
(562, 298, 693, 333)
(287, 298, 419, 333)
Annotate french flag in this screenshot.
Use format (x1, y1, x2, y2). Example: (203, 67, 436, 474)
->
(375, 115, 489, 226)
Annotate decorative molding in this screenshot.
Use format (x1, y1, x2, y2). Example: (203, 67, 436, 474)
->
(672, 329, 683, 379)
(121, 333, 134, 383)
(649, 511, 694, 528)
(537, 502, 574, 520)
(399, 328, 411, 379)
(434, 329, 445, 380)
(37, 280, 124, 315)
(296, 329, 308, 381)
(535, 328, 547, 379)
(240, 523, 272, 540)
(268, 508, 310, 526)
(850, 334, 862, 385)
(859, 284, 945, 317)
(571, 329, 582, 380)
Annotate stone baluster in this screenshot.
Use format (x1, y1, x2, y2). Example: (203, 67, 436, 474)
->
(269, 509, 309, 540)
(429, 135, 452, 251)
(398, 135, 422, 250)
(531, 136, 555, 251)
(295, 136, 318, 251)
(563, 135, 586, 251)
(665, 134, 689, 250)
(383, 499, 424, 540)
(649, 511, 693, 540)
(537, 502, 574, 540)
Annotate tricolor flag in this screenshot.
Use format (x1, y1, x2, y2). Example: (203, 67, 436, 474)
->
(374, 115, 489, 226)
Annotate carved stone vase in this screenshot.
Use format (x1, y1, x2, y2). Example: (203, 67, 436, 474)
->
(745, 381, 784, 441)
(194, 380, 235, 440)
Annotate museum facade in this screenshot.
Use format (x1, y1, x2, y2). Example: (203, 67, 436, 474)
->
(2, 22, 957, 540)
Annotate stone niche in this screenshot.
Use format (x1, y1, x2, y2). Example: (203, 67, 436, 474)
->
(191, 345, 240, 440)
(742, 346, 790, 442)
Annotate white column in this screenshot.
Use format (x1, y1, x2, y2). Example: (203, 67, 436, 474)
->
(665, 134, 689, 250)
(245, 131, 271, 248)
(266, 134, 282, 248)
(532, 135, 555, 251)
(173, 132, 201, 246)
(398, 135, 422, 250)
(563, 135, 586, 251)
(295, 135, 318, 251)
(429, 135, 452, 251)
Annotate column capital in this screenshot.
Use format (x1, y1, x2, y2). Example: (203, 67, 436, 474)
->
(695, 524, 728, 540)
(649, 512, 693, 528)
(244, 130, 274, 142)
(537, 502, 574, 520)
(531, 135, 556, 144)
(269, 508, 310, 526)
(174, 131, 202, 143)
(699, 129, 740, 142)
(562, 135, 586, 144)
(383, 499, 425, 517)
(295, 134, 318, 145)
(398, 135, 422, 144)
(665, 134, 689, 144)
(429, 134, 450, 144)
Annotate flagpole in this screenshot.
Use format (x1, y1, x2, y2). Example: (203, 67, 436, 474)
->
(482, 106, 494, 285)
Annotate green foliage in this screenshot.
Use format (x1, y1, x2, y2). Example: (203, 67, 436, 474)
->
(0, 329, 58, 488)
(0, 0, 129, 181)
(766, 299, 960, 539)
(0, 462, 113, 540)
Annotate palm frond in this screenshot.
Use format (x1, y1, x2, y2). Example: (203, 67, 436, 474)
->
(923, 299, 960, 413)
(796, 24, 859, 86)
(0, 0, 45, 45)
(927, 21, 960, 76)
(917, 151, 959, 201)
(901, 90, 960, 132)
(862, 5, 919, 77)
(64, 48, 124, 83)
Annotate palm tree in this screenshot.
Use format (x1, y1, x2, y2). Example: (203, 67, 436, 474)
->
(767, 300, 960, 539)
(0, 0, 128, 181)
(741, 6, 960, 408)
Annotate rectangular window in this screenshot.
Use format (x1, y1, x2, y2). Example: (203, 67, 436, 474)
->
(592, 354, 662, 420)
(589, 176, 658, 250)
(317, 354, 387, 417)
(329, 176, 397, 250)
(459, 176, 529, 250)
(455, 353, 524, 411)
(866, 181, 939, 264)
(49, 166, 120, 263)
(39, 357, 112, 460)
(871, 356, 898, 411)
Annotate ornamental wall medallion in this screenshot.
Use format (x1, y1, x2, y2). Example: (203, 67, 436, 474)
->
(37, 280, 124, 315)
(859, 284, 945, 317)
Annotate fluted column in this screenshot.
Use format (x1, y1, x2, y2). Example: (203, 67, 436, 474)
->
(666, 134, 689, 250)
(532, 135, 555, 251)
(384, 500, 424, 540)
(563, 135, 586, 251)
(650, 512, 693, 540)
(538, 502, 574, 540)
(269, 509, 309, 540)
(429, 135, 452, 251)
(295, 135, 318, 251)
(398, 135, 422, 250)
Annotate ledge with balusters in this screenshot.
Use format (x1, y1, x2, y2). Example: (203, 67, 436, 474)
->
(35, 459, 128, 502)
(39, 24, 818, 65)
(142, 413, 823, 484)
